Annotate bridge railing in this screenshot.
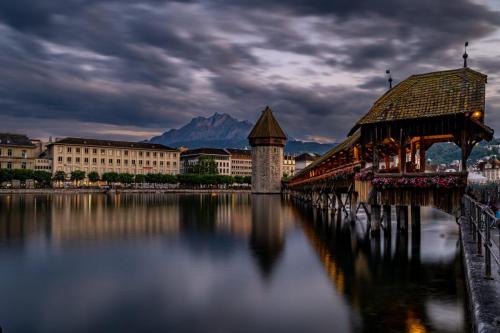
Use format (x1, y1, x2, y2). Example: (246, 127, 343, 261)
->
(462, 195, 500, 279)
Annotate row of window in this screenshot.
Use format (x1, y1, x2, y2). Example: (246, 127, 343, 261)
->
(0, 148, 29, 158)
(35, 166, 52, 170)
(57, 146, 177, 158)
(0, 162, 28, 169)
(57, 167, 178, 175)
(232, 165, 252, 170)
(57, 156, 177, 167)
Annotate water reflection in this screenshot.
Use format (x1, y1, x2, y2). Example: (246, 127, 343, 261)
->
(293, 203, 467, 333)
(0, 194, 467, 333)
(250, 195, 285, 278)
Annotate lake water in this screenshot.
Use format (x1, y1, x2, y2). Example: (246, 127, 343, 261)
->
(0, 193, 468, 333)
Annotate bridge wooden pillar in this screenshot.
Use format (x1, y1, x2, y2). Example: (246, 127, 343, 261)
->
(396, 205, 409, 233)
(419, 142, 426, 172)
(411, 206, 421, 264)
(371, 204, 381, 236)
(322, 192, 329, 210)
(383, 205, 392, 234)
(411, 205, 421, 233)
(349, 192, 358, 224)
(336, 192, 343, 224)
(399, 130, 406, 173)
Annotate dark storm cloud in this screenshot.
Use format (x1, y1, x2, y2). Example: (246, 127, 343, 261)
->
(0, 0, 499, 140)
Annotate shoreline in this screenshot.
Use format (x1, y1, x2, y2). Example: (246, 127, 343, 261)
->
(0, 188, 252, 194)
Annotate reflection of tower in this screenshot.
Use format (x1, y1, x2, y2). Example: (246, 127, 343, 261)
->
(248, 106, 287, 194)
(249, 195, 285, 278)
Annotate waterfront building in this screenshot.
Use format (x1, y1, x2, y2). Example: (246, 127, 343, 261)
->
(477, 157, 500, 182)
(294, 152, 319, 173)
(47, 137, 179, 176)
(226, 148, 252, 176)
(35, 156, 53, 172)
(248, 106, 287, 193)
(283, 154, 295, 177)
(0, 133, 38, 170)
(181, 148, 231, 175)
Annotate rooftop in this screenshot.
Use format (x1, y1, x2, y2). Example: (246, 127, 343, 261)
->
(295, 152, 321, 162)
(226, 148, 251, 156)
(0, 133, 35, 147)
(49, 137, 177, 151)
(181, 147, 230, 156)
(248, 106, 286, 140)
(350, 67, 487, 133)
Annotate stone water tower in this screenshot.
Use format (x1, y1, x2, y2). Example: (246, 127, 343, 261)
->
(248, 107, 287, 194)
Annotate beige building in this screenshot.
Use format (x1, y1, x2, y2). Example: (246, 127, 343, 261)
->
(180, 148, 231, 175)
(227, 149, 252, 176)
(0, 133, 38, 170)
(283, 154, 295, 177)
(47, 137, 179, 177)
(35, 157, 53, 172)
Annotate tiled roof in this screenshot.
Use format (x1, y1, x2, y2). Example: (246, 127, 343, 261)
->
(248, 106, 286, 139)
(295, 152, 320, 162)
(351, 68, 487, 132)
(49, 137, 177, 151)
(226, 148, 251, 156)
(181, 147, 230, 156)
(0, 133, 35, 147)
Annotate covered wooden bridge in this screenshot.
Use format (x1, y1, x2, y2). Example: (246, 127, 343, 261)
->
(285, 67, 494, 235)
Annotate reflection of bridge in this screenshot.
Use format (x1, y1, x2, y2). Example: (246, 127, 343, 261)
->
(294, 204, 464, 333)
(285, 67, 493, 236)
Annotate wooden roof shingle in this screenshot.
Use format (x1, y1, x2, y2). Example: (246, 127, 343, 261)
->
(350, 68, 487, 134)
(248, 106, 286, 139)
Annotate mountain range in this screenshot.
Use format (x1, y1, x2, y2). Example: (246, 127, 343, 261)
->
(148, 113, 335, 154)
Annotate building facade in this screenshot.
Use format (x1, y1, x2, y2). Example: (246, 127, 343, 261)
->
(283, 154, 295, 177)
(477, 157, 500, 182)
(0, 133, 38, 170)
(227, 148, 252, 176)
(180, 148, 231, 175)
(294, 152, 320, 174)
(47, 138, 179, 176)
(248, 107, 287, 194)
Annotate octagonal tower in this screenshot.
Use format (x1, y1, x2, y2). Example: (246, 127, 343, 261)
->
(248, 107, 287, 194)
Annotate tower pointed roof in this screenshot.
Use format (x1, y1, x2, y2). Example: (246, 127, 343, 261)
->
(248, 106, 286, 139)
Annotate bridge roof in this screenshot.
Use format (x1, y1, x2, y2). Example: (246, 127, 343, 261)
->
(292, 129, 360, 179)
(349, 68, 487, 134)
(248, 106, 287, 139)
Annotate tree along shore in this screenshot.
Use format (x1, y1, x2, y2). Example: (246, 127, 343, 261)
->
(0, 169, 251, 189)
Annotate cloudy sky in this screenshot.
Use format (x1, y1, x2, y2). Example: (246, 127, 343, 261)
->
(0, 0, 499, 143)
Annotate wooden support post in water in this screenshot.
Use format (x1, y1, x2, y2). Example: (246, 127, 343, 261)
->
(383, 205, 392, 234)
(411, 206, 421, 232)
(349, 192, 358, 224)
(396, 205, 409, 233)
(411, 206, 421, 264)
(371, 204, 381, 236)
(336, 192, 343, 224)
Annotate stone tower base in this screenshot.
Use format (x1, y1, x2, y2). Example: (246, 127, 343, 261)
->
(251, 145, 283, 194)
